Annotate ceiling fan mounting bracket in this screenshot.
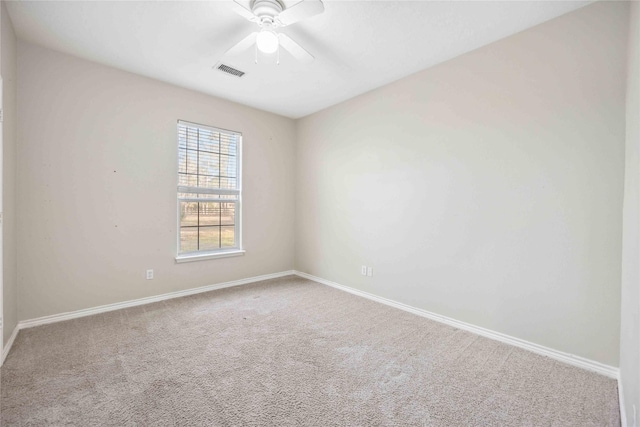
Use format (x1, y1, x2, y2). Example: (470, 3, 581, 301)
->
(251, 0, 284, 28)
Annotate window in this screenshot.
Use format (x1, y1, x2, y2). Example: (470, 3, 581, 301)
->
(176, 120, 243, 261)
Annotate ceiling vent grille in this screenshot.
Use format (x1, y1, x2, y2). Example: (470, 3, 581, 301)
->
(215, 63, 245, 78)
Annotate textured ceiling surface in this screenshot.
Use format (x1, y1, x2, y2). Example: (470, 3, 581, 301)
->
(7, 1, 592, 118)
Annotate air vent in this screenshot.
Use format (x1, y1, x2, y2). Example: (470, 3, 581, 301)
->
(215, 63, 245, 78)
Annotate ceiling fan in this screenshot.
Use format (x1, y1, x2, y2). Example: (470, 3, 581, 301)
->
(224, 0, 325, 64)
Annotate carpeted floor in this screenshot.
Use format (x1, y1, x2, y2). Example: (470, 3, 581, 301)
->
(1, 275, 620, 426)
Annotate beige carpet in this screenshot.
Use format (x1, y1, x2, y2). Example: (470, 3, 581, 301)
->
(1, 275, 620, 426)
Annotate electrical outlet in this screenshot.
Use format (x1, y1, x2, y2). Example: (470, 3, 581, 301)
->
(361, 265, 367, 276)
(146, 269, 154, 280)
(367, 267, 373, 277)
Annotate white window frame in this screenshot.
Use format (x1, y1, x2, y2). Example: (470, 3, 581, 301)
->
(175, 120, 244, 263)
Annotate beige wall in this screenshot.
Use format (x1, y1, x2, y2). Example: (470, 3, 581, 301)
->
(620, 1, 640, 424)
(16, 41, 296, 320)
(2, 0, 17, 347)
(295, 1, 627, 366)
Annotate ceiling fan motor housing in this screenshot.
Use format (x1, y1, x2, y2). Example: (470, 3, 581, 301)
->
(251, 0, 284, 28)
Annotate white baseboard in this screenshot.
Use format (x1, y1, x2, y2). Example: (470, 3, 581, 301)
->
(294, 270, 619, 379)
(2, 324, 19, 366)
(18, 270, 295, 330)
(619, 376, 628, 427)
(6, 269, 621, 378)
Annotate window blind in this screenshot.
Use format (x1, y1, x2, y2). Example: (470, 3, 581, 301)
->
(177, 120, 242, 253)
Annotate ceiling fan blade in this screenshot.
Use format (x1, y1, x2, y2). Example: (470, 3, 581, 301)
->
(224, 32, 258, 56)
(278, 33, 314, 63)
(276, 0, 324, 27)
(230, 0, 258, 22)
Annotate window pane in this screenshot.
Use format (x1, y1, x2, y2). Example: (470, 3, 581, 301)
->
(178, 149, 187, 174)
(199, 226, 220, 251)
(220, 154, 236, 178)
(186, 150, 198, 174)
(180, 228, 198, 253)
(178, 192, 198, 199)
(178, 193, 238, 201)
(198, 175, 220, 189)
(200, 202, 220, 226)
(178, 174, 198, 187)
(220, 203, 235, 226)
(220, 135, 238, 156)
(220, 177, 237, 190)
(180, 202, 198, 227)
(221, 226, 235, 248)
(199, 130, 220, 153)
(186, 127, 198, 150)
(198, 151, 220, 178)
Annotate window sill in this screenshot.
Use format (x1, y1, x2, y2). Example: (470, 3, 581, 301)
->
(175, 249, 246, 264)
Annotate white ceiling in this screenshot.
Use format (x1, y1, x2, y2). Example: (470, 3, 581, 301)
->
(6, 0, 592, 119)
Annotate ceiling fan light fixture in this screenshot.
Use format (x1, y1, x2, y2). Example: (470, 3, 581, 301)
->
(256, 30, 279, 54)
